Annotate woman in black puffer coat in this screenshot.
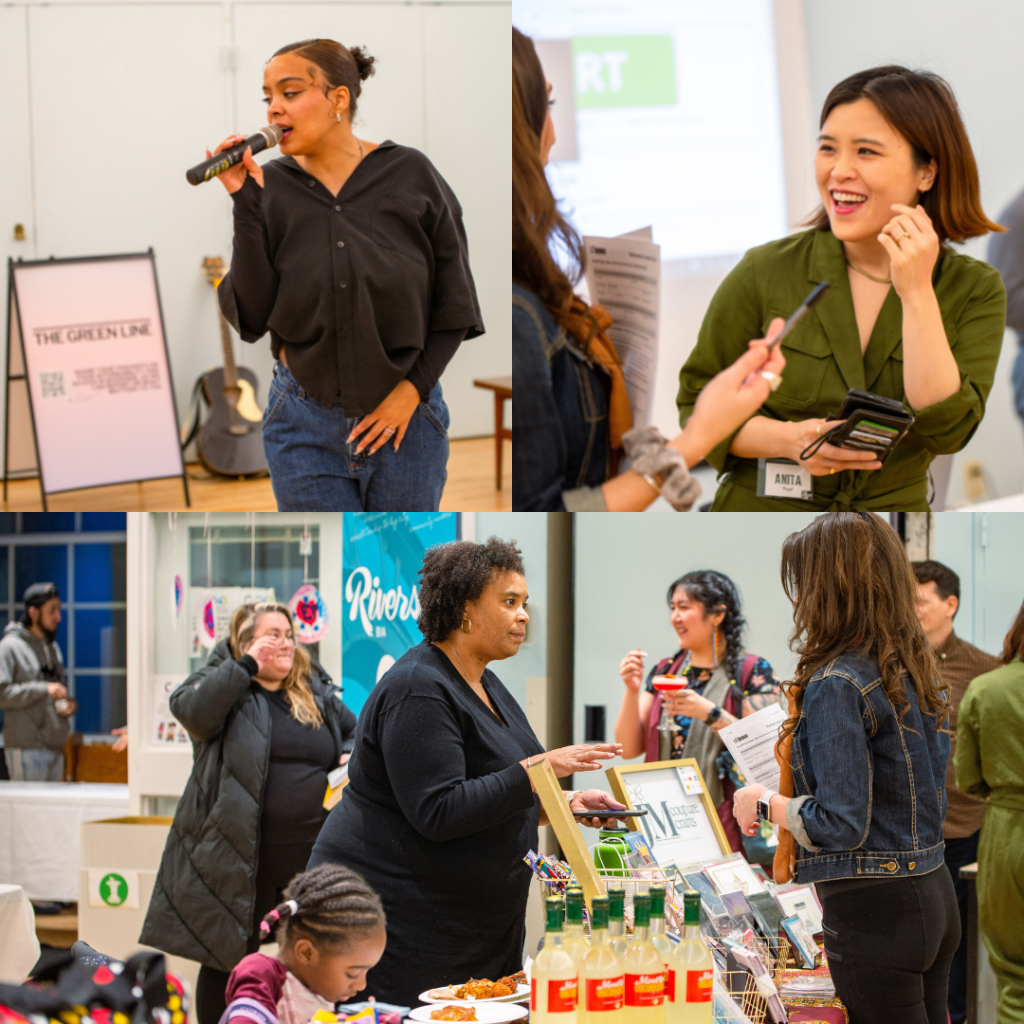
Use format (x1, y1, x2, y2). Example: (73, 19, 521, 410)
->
(139, 602, 356, 1024)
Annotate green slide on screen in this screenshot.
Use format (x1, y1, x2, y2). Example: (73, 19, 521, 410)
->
(572, 35, 677, 109)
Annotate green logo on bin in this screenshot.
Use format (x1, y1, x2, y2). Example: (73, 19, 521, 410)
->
(572, 35, 677, 109)
(100, 872, 129, 906)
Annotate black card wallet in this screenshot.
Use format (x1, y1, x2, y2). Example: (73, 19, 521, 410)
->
(823, 388, 915, 464)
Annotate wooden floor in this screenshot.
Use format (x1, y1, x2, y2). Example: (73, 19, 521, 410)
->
(1, 437, 511, 511)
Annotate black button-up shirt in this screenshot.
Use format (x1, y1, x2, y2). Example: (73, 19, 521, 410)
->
(218, 141, 484, 413)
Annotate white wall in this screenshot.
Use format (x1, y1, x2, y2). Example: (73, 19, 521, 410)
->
(1, 0, 509, 460)
(649, 0, 1024, 505)
(572, 512, 818, 773)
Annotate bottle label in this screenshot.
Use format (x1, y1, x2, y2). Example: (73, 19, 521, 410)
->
(586, 976, 625, 1011)
(532, 978, 577, 1013)
(685, 970, 713, 1003)
(624, 973, 664, 1007)
(664, 968, 675, 1003)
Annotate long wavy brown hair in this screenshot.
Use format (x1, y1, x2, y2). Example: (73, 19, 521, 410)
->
(778, 513, 949, 744)
(1003, 599, 1024, 665)
(237, 603, 322, 727)
(512, 27, 586, 326)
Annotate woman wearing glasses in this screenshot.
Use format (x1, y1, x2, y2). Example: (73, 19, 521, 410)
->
(140, 603, 353, 1024)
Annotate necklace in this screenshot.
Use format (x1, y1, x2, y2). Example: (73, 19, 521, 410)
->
(846, 258, 891, 285)
(445, 640, 480, 685)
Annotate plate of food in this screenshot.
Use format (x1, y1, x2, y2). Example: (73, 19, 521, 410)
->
(408, 1004, 528, 1023)
(418, 974, 529, 1005)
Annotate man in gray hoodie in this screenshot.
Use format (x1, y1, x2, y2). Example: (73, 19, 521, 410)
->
(0, 583, 71, 780)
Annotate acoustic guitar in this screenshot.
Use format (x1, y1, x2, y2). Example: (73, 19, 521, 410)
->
(198, 257, 268, 476)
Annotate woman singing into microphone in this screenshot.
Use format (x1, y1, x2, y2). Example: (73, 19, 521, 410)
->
(209, 39, 483, 511)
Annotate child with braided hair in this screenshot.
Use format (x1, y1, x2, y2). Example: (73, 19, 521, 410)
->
(220, 864, 387, 1024)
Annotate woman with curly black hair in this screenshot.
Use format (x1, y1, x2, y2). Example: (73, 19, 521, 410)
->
(614, 570, 781, 857)
(310, 537, 624, 1007)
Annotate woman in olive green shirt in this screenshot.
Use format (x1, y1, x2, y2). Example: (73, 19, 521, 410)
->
(678, 65, 1006, 511)
(954, 600, 1024, 1023)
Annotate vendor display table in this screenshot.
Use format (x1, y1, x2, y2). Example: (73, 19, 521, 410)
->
(0, 883, 40, 983)
(0, 782, 130, 901)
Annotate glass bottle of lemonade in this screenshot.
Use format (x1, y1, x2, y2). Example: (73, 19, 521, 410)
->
(622, 893, 664, 1024)
(669, 890, 713, 1023)
(608, 886, 628, 960)
(580, 896, 624, 1024)
(564, 887, 591, 968)
(533, 895, 579, 1024)
(648, 885, 675, 1007)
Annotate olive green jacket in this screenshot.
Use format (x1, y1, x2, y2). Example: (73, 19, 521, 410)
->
(677, 229, 1006, 511)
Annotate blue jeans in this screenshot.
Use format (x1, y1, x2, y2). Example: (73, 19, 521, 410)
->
(262, 361, 449, 511)
(5, 747, 64, 781)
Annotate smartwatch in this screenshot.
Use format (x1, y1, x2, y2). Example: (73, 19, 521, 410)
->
(756, 789, 776, 823)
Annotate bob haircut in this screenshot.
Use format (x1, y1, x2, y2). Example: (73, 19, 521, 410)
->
(805, 65, 1003, 244)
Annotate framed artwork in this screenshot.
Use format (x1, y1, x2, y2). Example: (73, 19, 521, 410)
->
(605, 758, 731, 867)
(703, 858, 768, 897)
(774, 884, 824, 936)
(529, 760, 607, 909)
(781, 915, 818, 970)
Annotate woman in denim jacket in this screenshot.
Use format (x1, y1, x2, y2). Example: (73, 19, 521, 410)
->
(734, 512, 959, 1024)
(512, 28, 786, 512)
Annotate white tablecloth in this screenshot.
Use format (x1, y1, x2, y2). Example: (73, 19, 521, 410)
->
(0, 782, 130, 901)
(0, 883, 40, 983)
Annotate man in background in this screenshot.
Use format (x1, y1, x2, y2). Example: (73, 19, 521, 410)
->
(987, 192, 1024, 435)
(913, 560, 1000, 1024)
(0, 583, 72, 781)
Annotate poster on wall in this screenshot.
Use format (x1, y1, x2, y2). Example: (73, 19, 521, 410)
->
(151, 674, 188, 746)
(189, 586, 275, 658)
(342, 514, 459, 713)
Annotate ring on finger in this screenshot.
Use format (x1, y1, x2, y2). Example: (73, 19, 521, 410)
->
(830, 467, 836, 475)
(893, 230, 909, 243)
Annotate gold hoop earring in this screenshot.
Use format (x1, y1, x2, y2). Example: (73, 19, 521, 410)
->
(461, 618, 471, 634)
(712, 631, 719, 667)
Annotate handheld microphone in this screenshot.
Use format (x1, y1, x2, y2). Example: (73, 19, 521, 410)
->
(186, 124, 285, 186)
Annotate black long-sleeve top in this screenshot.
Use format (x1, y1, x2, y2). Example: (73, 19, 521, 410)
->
(218, 141, 485, 414)
(309, 641, 544, 1007)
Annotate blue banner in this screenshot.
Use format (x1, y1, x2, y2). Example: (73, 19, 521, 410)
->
(342, 513, 460, 713)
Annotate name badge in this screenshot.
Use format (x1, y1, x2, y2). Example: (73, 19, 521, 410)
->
(757, 458, 813, 501)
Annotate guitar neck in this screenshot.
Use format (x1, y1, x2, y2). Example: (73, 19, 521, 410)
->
(218, 307, 238, 388)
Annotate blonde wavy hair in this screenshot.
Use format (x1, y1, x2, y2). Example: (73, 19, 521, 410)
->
(237, 603, 322, 727)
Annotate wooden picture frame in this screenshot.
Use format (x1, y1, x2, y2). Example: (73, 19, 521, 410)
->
(605, 758, 731, 867)
(529, 760, 607, 909)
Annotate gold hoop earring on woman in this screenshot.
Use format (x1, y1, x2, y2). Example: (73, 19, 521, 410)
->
(462, 618, 471, 634)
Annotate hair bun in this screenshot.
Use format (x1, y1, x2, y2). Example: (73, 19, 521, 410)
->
(349, 45, 376, 82)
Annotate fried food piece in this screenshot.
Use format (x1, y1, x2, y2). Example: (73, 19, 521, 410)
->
(430, 1007, 478, 1021)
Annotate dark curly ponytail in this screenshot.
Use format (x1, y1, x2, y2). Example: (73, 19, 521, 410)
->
(666, 570, 746, 682)
(259, 863, 385, 952)
(271, 39, 376, 120)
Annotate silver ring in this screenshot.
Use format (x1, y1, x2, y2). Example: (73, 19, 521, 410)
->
(759, 369, 783, 392)
(383, 427, 396, 435)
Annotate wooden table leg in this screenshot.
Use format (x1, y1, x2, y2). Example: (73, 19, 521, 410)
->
(495, 393, 504, 490)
